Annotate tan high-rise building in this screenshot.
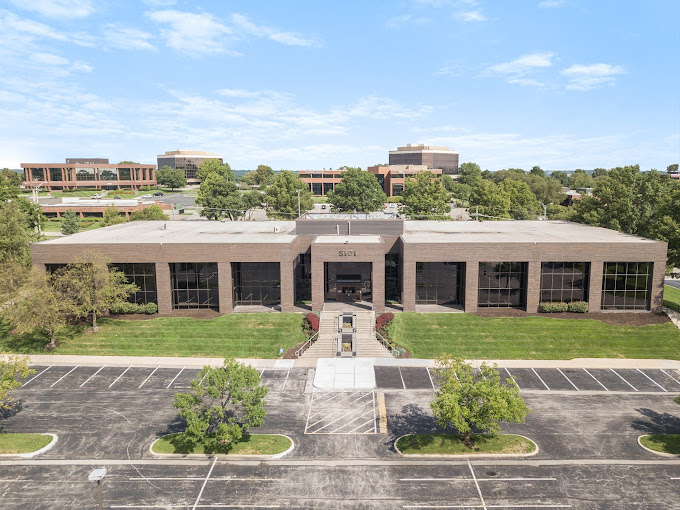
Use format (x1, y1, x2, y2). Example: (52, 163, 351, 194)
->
(389, 144, 459, 175)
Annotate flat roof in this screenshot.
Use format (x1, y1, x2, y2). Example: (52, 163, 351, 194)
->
(401, 220, 661, 244)
(314, 235, 382, 244)
(37, 220, 297, 245)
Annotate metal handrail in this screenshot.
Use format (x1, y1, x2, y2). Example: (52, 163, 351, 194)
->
(375, 331, 395, 356)
(294, 330, 318, 358)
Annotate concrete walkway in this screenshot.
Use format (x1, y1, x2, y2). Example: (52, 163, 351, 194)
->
(11, 354, 680, 370)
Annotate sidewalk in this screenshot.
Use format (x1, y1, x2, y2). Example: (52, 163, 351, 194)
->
(13, 353, 680, 370)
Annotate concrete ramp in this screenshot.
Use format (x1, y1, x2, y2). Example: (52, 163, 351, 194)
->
(313, 358, 376, 391)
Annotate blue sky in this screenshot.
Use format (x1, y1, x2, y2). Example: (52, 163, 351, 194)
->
(1, 0, 678, 171)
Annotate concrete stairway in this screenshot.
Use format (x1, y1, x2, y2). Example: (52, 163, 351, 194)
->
(354, 311, 392, 358)
(300, 311, 337, 358)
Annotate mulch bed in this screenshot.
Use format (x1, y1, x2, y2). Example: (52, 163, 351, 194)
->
(473, 308, 670, 326)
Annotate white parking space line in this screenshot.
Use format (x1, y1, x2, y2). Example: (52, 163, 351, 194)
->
(166, 366, 186, 389)
(312, 407, 374, 433)
(281, 369, 290, 392)
(400, 477, 557, 482)
(260, 368, 265, 378)
(49, 364, 80, 387)
(660, 369, 680, 386)
(191, 456, 217, 510)
(583, 368, 608, 391)
(80, 364, 106, 387)
(610, 369, 637, 391)
(138, 366, 160, 389)
(426, 368, 436, 389)
(398, 367, 406, 389)
(23, 364, 54, 387)
(372, 389, 378, 433)
(109, 365, 132, 388)
(505, 368, 519, 389)
(404, 505, 571, 509)
(531, 368, 550, 391)
(556, 369, 579, 391)
(636, 369, 667, 392)
(467, 460, 487, 510)
(198, 370, 208, 387)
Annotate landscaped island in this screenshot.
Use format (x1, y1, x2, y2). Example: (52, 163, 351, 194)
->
(152, 433, 292, 456)
(396, 434, 536, 455)
(0, 434, 53, 455)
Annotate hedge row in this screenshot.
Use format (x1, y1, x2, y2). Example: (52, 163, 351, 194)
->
(538, 301, 588, 313)
(110, 302, 158, 315)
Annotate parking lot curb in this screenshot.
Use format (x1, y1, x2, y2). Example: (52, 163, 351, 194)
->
(148, 433, 295, 460)
(393, 434, 539, 458)
(637, 435, 680, 458)
(0, 433, 58, 459)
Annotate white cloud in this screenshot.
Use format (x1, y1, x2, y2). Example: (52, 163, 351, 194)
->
(561, 63, 625, 90)
(456, 10, 486, 22)
(8, 0, 94, 18)
(0, 9, 94, 47)
(436, 63, 465, 77)
(147, 10, 235, 55)
(217, 89, 263, 98)
(508, 77, 545, 87)
(385, 14, 431, 29)
(103, 25, 156, 51)
(489, 52, 556, 75)
(538, 0, 566, 7)
(29, 52, 92, 74)
(31, 52, 70, 66)
(231, 14, 320, 47)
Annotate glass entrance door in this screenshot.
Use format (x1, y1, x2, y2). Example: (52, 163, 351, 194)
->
(325, 262, 372, 302)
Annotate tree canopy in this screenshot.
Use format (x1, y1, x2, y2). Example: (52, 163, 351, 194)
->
(196, 173, 243, 220)
(173, 358, 269, 452)
(326, 168, 386, 212)
(61, 209, 81, 235)
(0, 356, 33, 413)
(0, 200, 39, 265)
(196, 159, 234, 182)
(130, 204, 166, 221)
(263, 170, 313, 219)
(102, 205, 127, 227)
(399, 172, 450, 219)
(157, 165, 187, 190)
(431, 357, 530, 443)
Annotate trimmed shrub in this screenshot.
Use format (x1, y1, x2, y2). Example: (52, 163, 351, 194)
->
(144, 302, 158, 314)
(567, 301, 588, 313)
(538, 302, 568, 313)
(305, 312, 319, 332)
(110, 302, 158, 315)
(376, 312, 394, 332)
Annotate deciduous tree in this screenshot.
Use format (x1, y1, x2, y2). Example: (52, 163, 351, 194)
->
(173, 358, 269, 452)
(241, 190, 263, 220)
(399, 172, 450, 218)
(0, 201, 38, 265)
(156, 165, 187, 190)
(327, 168, 386, 212)
(469, 180, 510, 220)
(263, 171, 313, 219)
(102, 205, 127, 227)
(549, 170, 569, 186)
(53, 251, 137, 330)
(500, 179, 542, 220)
(196, 173, 243, 220)
(129, 204, 166, 221)
(196, 159, 234, 182)
(0, 355, 34, 412)
(431, 357, 530, 444)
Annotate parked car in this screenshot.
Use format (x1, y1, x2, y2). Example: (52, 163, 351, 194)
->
(113, 196, 121, 200)
(141, 194, 153, 198)
(92, 194, 102, 199)
(153, 192, 164, 196)
(321, 204, 326, 210)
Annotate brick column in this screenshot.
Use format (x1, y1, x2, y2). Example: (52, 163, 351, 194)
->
(650, 258, 666, 313)
(402, 260, 416, 312)
(280, 260, 295, 312)
(311, 258, 324, 311)
(372, 258, 385, 313)
(464, 261, 478, 312)
(588, 261, 603, 312)
(156, 262, 172, 314)
(525, 261, 541, 312)
(218, 262, 233, 314)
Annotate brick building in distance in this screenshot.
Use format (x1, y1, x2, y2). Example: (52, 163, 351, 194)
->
(389, 144, 459, 175)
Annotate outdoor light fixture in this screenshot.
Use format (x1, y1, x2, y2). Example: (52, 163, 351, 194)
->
(88, 468, 107, 510)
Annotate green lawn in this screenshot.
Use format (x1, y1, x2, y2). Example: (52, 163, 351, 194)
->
(152, 433, 291, 455)
(389, 313, 680, 359)
(639, 434, 680, 455)
(664, 285, 680, 313)
(0, 434, 52, 454)
(396, 434, 535, 455)
(42, 218, 103, 233)
(0, 314, 304, 358)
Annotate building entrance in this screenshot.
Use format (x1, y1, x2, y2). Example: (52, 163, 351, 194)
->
(325, 262, 372, 303)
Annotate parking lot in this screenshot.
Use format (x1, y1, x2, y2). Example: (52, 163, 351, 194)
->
(375, 366, 680, 393)
(18, 365, 309, 394)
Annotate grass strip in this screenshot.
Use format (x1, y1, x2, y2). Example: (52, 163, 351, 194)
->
(639, 434, 680, 455)
(0, 313, 304, 358)
(0, 434, 52, 454)
(396, 433, 536, 455)
(152, 433, 291, 455)
(389, 313, 680, 359)
(664, 285, 680, 313)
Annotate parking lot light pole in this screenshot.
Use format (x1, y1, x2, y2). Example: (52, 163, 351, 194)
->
(88, 468, 107, 510)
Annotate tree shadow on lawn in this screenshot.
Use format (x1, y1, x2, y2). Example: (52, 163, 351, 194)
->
(632, 408, 680, 435)
(0, 320, 86, 353)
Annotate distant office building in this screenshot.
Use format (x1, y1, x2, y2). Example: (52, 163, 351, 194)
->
(389, 144, 459, 175)
(298, 168, 348, 196)
(157, 150, 223, 184)
(21, 159, 156, 191)
(367, 165, 443, 197)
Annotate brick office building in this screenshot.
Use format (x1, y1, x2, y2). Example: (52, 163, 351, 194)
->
(21, 160, 156, 191)
(31, 215, 667, 315)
